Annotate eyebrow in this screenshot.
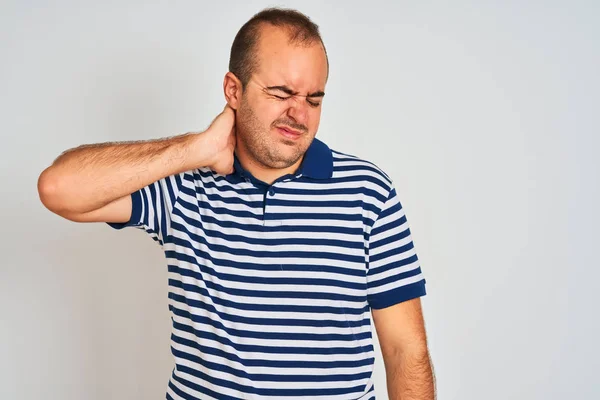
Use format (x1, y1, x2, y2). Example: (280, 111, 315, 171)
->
(265, 85, 325, 98)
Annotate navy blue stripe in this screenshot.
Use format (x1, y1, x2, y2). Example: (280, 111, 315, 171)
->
(168, 274, 369, 316)
(169, 292, 369, 330)
(170, 323, 374, 370)
(198, 225, 364, 249)
(148, 183, 161, 237)
(371, 227, 412, 250)
(165, 244, 364, 277)
(174, 205, 363, 235)
(370, 242, 416, 264)
(171, 372, 243, 400)
(333, 163, 393, 179)
(170, 306, 371, 355)
(165, 174, 177, 209)
(171, 346, 373, 383)
(168, 256, 366, 289)
(368, 280, 426, 309)
(167, 233, 364, 264)
(167, 265, 365, 303)
(140, 184, 150, 227)
(368, 260, 422, 288)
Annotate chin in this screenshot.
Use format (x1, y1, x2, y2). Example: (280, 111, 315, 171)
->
(263, 149, 303, 169)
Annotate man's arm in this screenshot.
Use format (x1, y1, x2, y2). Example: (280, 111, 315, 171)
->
(371, 297, 435, 400)
(37, 105, 236, 222)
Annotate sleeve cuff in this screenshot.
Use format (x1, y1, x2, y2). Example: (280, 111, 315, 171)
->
(106, 190, 142, 230)
(368, 279, 427, 310)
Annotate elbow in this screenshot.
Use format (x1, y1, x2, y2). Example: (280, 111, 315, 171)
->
(38, 168, 98, 221)
(37, 167, 68, 215)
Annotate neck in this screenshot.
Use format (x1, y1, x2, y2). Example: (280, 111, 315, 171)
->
(235, 146, 304, 186)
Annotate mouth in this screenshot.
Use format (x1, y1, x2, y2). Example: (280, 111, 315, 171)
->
(275, 126, 303, 140)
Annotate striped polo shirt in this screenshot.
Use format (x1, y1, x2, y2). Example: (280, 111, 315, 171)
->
(107, 137, 427, 400)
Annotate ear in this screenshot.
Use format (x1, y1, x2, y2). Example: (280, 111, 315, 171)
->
(223, 72, 243, 110)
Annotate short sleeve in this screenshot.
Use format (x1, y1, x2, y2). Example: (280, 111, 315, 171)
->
(366, 186, 427, 309)
(106, 171, 189, 246)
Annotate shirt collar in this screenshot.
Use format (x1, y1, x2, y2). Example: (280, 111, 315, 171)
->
(227, 137, 333, 181)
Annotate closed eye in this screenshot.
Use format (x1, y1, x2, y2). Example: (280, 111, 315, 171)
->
(271, 94, 320, 107)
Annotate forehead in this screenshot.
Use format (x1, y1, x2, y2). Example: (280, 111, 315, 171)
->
(253, 24, 328, 91)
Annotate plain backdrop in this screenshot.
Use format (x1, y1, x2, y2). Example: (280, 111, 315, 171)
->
(1, 1, 599, 399)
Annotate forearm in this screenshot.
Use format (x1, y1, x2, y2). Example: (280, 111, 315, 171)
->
(39, 132, 207, 214)
(385, 349, 435, 400)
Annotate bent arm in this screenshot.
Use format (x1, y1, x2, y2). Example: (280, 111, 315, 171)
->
(37, 132, 209, 221)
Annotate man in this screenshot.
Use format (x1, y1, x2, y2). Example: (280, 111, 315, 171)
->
(38, 7, 435, 400)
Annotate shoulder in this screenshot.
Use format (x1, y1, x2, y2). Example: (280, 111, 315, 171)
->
(330, 147, 394, 193)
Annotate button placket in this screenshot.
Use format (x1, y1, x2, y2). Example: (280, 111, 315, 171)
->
(264, 184, 280, 226)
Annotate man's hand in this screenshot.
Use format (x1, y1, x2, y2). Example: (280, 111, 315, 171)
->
(196, 104, 237, 175)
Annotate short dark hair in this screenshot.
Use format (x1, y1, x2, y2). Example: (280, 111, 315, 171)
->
(229, 7, 328, 90)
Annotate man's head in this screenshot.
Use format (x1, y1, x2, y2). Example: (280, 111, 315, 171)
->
(224, 8, 329, 171)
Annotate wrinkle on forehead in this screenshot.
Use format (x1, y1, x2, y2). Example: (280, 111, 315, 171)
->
(248, 77, 325, 100)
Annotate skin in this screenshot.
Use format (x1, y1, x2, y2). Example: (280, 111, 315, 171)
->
(222, 23, 329, 185)
(372, 298, 436, 399)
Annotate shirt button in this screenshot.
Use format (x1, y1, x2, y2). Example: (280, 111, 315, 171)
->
(268, 188, 275, 196)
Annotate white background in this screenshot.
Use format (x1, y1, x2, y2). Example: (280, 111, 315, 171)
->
(1, 1, 599, 399)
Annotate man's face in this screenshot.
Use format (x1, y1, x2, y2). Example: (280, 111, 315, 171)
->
(236, 25, 328, 170)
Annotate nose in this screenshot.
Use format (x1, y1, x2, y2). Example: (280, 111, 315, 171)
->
(285, 96, 309, 126)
